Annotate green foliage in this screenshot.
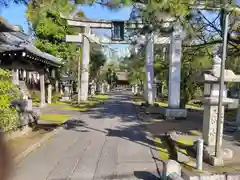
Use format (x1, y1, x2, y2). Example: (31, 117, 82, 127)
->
(180, 46, 212, 106)
(90, 49, 107, 82)
(26, 0, 84, 78)
(0, 69, 21, 131)
(106, 68, 118, 86)
(122, 53, 145, 85)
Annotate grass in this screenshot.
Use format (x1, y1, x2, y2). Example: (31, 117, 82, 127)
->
(154, 133, 203, 174)
(132, 95, 201, 110)
(32, 102, 40, 107)
(132, 94, 144, 104)
(48, 95, 109, 112)
(40, 114, 70, 124)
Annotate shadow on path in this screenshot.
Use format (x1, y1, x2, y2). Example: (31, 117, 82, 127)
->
(134, 171, 160, 180)
(63, 118, 159, 151)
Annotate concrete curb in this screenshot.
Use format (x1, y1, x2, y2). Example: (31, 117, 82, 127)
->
(14, 126, 63, 164)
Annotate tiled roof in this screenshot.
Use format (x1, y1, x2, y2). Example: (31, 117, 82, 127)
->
(0, 31, 62, 66)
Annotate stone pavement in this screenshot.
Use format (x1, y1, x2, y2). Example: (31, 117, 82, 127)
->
(13, 92, 161, 180)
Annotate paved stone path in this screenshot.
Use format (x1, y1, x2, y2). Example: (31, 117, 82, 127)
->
(14, 92, 161, 180)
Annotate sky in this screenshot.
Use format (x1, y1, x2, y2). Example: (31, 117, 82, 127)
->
(1, 3, 132, 32)
(1, 3, 132, 57)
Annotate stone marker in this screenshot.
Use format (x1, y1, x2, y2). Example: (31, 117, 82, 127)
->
(163, 160, 181, 180)
(168, 172, 184, 180)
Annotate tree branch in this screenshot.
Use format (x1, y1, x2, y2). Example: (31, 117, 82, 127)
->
(183, 39, 222, 47)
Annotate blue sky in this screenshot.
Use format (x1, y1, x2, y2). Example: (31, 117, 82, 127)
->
(1, 3, 132, 52)
(1, 3, 132, 32)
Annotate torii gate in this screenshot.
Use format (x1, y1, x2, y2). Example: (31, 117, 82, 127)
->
(64, 17, 187, 119)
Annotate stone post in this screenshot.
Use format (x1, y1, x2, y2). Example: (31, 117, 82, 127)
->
(39, 72, 46, 107)
(12, 68, 19, 85)
(132, 85, 135, 94)
(165, 24, 187, 119)
(91, 84, 95, 96)
(152, 83, 157, 100)
(168, 27, 182, 109)
(47, 84, 52, 104)
(60, 84, 64, 95)
(80, 28, 90, 101)
(55, 80, 59, 93)
(145, 33, 154, 105)
(23, 70, 26, 80)
(135, 84, 139, 94)
(100, 83, 104, 94)
(196, 138, 204, 171)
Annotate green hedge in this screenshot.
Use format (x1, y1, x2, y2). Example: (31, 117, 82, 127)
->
(0, 69, 21, 131)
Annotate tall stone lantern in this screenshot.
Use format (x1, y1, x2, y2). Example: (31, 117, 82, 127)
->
(196, 55, 240, 165)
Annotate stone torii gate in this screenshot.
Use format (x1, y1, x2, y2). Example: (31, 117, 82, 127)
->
(64, 17, 187, 119)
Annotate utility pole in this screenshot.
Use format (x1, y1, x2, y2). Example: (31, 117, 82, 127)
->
(215, 1, 230, 157)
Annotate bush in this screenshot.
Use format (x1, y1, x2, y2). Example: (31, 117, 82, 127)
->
(0, 69, 21, 131)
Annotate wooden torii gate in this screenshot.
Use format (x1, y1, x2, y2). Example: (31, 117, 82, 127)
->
(64, 17, 187, 119)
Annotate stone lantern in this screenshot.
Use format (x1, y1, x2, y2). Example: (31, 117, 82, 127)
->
(196, 55, 240, 165)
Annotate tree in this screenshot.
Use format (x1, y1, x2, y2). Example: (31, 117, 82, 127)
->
(105, 67, 118, 87)
(180, 46, 212, 106)
(89, 48, 107, 82)
(122, 53, 145, 89)
(25, 0, 84, 79)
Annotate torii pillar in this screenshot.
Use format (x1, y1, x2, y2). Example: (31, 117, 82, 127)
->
(80, 27, 91, 101)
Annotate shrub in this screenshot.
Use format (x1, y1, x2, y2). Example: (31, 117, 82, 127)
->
(0, 69, 21, 131)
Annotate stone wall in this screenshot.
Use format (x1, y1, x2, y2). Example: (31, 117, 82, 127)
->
(182, 172, 240, 180)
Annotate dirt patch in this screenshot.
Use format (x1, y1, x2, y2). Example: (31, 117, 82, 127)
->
(7, 124, 58, 158)
(145, 111, 202, 136)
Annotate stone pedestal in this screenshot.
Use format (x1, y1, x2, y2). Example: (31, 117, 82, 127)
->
(164, 108, 187, 119)
(203, 104, 224, 147)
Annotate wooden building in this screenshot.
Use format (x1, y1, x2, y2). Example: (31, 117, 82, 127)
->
(0, 19, 62, 107)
